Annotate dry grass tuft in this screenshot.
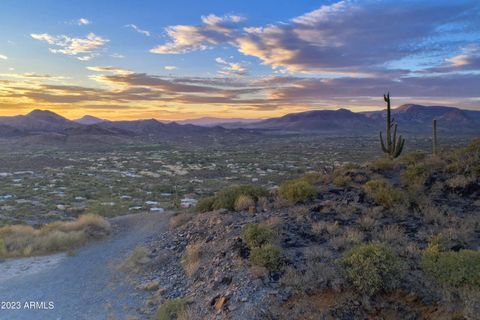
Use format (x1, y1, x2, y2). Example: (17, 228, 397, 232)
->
(312, 221, 340, 236)
(234, 195, 255, 211)
(182, 243, 205, 278)
(358, 215, 376, 231)
(378, 225, 405, 245)
(446, 175, 474, 189)
(0, 214, 110, 258)
(119, 246, 150, 272)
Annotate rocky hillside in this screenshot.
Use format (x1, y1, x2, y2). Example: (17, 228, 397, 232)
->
(124, 138, 480, 320)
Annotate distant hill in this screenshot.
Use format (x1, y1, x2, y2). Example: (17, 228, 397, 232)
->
(244, 108, 377, 133)
(362, 104, 480, 133)
(233, 105, 480, 134)
(0, 110, 244, 148)
(73, 115, 107, 125)
(177, 117, 262, 127)
(0, 109, 81, 133)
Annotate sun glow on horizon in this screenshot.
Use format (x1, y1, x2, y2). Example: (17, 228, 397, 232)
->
(0, 0, 479, 120)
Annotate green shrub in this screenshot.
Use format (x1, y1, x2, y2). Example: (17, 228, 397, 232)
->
(421, 243, 480, 318)
(250, 244, 282, 271)
(363, 179, 402, 208)
(234, 195, 255, 211)
(154, 298, 186, 320)
(421, 244, 480, 289)
(195, 196, 215, 213)
(333, 175, 352, 187)
(243, 223, 276, 249)
(401, 164, 430, 186)
(279, 179, 316, 204)
(195, 185, 268, 212)
(368, 157, 398, 171)
(302, 172, 327, 185)
(340, 242, 402, 296)
(400, 151, 427, 165)
(212, 185, 268, 211)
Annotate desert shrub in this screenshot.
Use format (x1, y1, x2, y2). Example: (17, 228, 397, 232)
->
(333, 175, 352, 187)
(279, 179, 316, 204)
(421, 244, 480, 289)
(445, 175, 474, 189)
(312, 221, 340, 236)
(363, 179, 403, 208)
(368, 157, 399, 171)
(199, 185, 269, 212)
(243, 223, 276, 249)
(400, 151, 427, 165)
(302, 172, 328, 185)
(250, 244, 282, 271)
(340, 242, 402, 296)
(358, 215, 376, 231)
(234, 195, 255, 211)
(378, 224, 405, 245)
(343, 162, 361, 170)
(401, 164, 430, 186)
(195, 196, 215, 213)
(0, 238, 6, 256)
(154, 298, 187, 320)
(422, 243, 480, 318)
(0, 214, 110, 258)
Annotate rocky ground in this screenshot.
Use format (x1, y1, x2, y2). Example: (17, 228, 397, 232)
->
(129, 140, 480, 320)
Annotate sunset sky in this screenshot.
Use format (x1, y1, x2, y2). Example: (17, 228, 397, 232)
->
(0, 0, 479, 120)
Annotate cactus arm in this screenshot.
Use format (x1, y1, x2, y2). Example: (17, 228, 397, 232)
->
(394, 137, 405, 158)
(380, 131, 388, 153)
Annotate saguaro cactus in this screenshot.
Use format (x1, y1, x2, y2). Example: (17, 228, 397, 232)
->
(432, 119, 438, 155)
(379, 93, 405, 159)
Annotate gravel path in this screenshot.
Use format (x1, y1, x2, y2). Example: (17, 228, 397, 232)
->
(0, 212, 170, 320)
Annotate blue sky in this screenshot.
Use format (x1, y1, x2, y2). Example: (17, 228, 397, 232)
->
(0, 0, 479, 120)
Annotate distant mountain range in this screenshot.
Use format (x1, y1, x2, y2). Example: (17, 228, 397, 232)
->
(0, 105, 478, 146)
(176, 117, 262, 127)
(219, 104, 480, 134)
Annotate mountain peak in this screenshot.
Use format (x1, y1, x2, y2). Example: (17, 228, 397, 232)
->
(28, 109, 61, 117)
(26, 109, 68, 122)
(74, 115, 107, 125)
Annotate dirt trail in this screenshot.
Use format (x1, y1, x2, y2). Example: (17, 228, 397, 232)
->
(0, 213, 170, 320)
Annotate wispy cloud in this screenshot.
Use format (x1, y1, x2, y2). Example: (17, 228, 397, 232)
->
(164, 65, 177, 70)
(86, 66, 133, 75)
(78, 18, 91, 25)
(126, 24, 151, 36)
(0, 54, 7, 60)
(110, 53, 125, 59)
(150, 14, 244, 54)
(0, 72, 68, 81)
(216, 57, 248, 76)
(31, 32, 109, 61)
